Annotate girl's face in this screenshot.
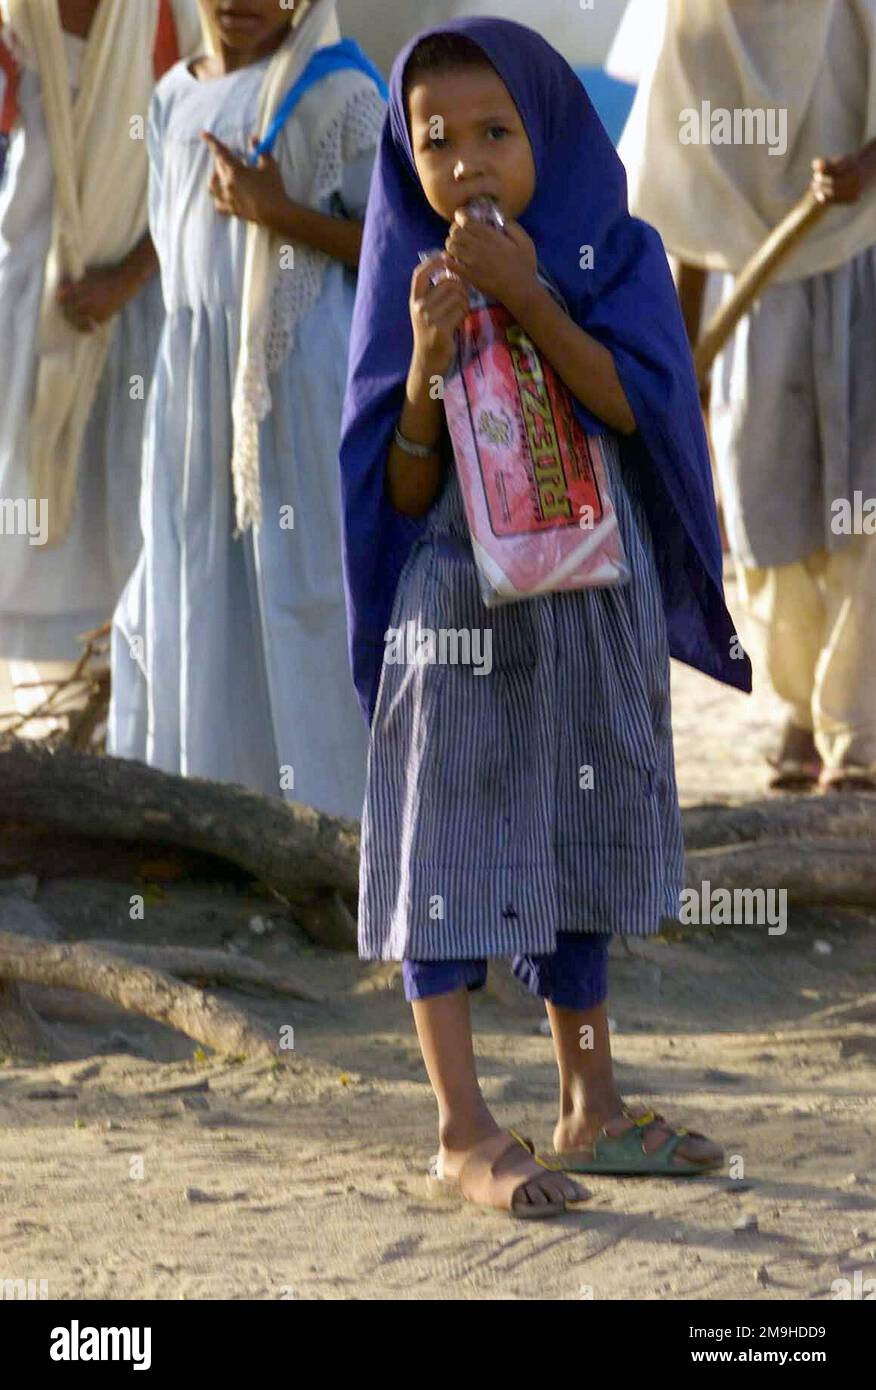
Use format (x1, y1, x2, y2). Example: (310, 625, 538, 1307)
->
(407, 65, 537, 224)
(204, 0, 292, 51)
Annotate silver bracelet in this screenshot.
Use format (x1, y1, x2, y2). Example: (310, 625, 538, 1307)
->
(394, 425, 438, 458)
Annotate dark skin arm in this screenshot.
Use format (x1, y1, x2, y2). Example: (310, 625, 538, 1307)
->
(388, 209, 639, 520)
(811, 137, 876, 203)
(57, 232, 159, 333)
(676, 261, 711, 406)
(445, 212, 637, 436)
(201, 132, 363, 268)
(385, 255, 469, 517)
(499, 275, 637, 435)
(677, 262, 708, 349)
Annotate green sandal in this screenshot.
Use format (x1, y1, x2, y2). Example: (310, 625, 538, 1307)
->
(557, 1108, 724, 1177)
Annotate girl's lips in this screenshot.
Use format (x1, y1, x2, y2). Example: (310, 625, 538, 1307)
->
(217, 11, 262, 31)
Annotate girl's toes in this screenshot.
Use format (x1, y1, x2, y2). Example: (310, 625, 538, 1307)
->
(563, 1177, 589, 1203)
(513, 1173, 586, 1212)
(520, 1179, 550, 1209)
(676, 1134, 723, 1166)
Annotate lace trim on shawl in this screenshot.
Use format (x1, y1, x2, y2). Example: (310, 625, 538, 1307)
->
(232, 81, 384, 532)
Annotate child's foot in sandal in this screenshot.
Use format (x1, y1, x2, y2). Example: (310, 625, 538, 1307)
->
(554, 1101, 724, 1175)
(428, 1128, 589, 1217)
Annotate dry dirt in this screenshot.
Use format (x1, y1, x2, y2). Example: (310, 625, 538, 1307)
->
(1, 573, 875, 1301)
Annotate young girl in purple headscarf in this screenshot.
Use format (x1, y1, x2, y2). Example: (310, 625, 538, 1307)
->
(340, 20, 750, 1218)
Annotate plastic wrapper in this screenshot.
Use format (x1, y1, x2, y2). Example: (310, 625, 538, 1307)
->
(437, 198, 630, 608)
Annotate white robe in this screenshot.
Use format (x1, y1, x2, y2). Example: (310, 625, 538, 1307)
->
(0, 32, 164, 658)
(109, 58, 383, 819)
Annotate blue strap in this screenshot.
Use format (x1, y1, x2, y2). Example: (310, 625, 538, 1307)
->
(249, 38, 387, 165)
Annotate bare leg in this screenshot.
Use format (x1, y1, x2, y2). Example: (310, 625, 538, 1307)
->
(411, 988, 585, 1207)
(546, 1000, 723, 1166)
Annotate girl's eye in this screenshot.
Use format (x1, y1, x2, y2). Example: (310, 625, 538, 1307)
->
(429, 136, 448, 151)
(487, 126, 509, 141)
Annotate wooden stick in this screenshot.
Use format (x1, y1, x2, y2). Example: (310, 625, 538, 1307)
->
(694, 189, 829, 381)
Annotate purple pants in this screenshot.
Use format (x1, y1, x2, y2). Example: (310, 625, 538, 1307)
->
(403, 931, 609, 1009)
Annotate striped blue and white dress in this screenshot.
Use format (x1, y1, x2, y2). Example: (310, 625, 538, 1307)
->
(358, 437, 685, 962)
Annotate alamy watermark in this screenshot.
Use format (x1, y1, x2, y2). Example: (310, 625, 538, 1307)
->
(679, 881, 787, 935)
(50, 1321, 151, 1370)
(830, 491, 876, 535)
(832, 1270, 876, 1300)
(384, 621, 493, 675)
(0, 497, 48, 546)
(679, 102, 787, 157)
(1, 1276, 49, 1299)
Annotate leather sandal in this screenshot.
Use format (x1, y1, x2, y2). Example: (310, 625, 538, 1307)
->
(819, 764, 876, 793)
(766, 723, 821, 792)
(557, 1106, 724, 1177)
(426, 1129, 589, 1218)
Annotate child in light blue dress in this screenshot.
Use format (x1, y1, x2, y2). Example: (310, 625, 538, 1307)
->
(110, 0, 384, 818)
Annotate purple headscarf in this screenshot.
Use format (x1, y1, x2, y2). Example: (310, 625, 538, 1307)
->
(339, 16, 752, 724)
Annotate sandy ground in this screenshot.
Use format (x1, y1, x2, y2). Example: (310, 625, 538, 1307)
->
(1, 573, 875, 1301)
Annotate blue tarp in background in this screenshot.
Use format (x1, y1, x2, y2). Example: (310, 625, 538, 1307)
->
(575, 68, 636, 147)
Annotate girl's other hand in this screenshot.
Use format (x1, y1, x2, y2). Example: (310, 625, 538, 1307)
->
(201, 131, 288, 227)
(810, 154, 863, 205)
(409, 253, 470, 379)
(56, 264, 134, 332)
(444, 212, 538, 316)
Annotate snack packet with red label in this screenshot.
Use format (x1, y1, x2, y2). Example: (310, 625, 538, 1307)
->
(445, 304, 628, 605)
(441, 199, 629, 607)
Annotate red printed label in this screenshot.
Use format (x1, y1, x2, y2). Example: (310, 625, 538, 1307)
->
(444, 302, 627, 602)
(453, 304, 606, 537)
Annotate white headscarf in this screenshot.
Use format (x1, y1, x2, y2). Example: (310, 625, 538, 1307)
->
(0, 0, 199, 545)
(617, 0, 876, 282)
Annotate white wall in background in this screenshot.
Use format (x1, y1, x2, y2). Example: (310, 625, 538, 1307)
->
(337, 0, 631, 74)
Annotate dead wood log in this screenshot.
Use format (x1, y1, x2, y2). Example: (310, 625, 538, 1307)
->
(0, 933, 286, 1062)
(79, 941, 325, 1003)
(0, 738, 360, 946)
(685, 842, 876, 907)
(682, 794, 876, 850)
(22, 985, 138, 1028)
(0, 979, 56, 1059)
(4, 743, 876, 940)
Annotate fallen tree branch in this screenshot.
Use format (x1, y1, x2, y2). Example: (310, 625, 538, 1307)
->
(0, 978, 55, 1059)
(23, 985, 140, 1028)
(0, 624, 110, 750)
(0, 738, 360, 945)
(0, 933, 286, 1062)
(685, 842, 876, 907)
(682, 794, 876, 850)
(79, 940, 325, 1003)
(4, 744, 876, 940)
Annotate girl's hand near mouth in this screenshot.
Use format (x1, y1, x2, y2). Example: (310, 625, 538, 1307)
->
(409, 252, 470, 378)
(444, 209, 538, 317)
